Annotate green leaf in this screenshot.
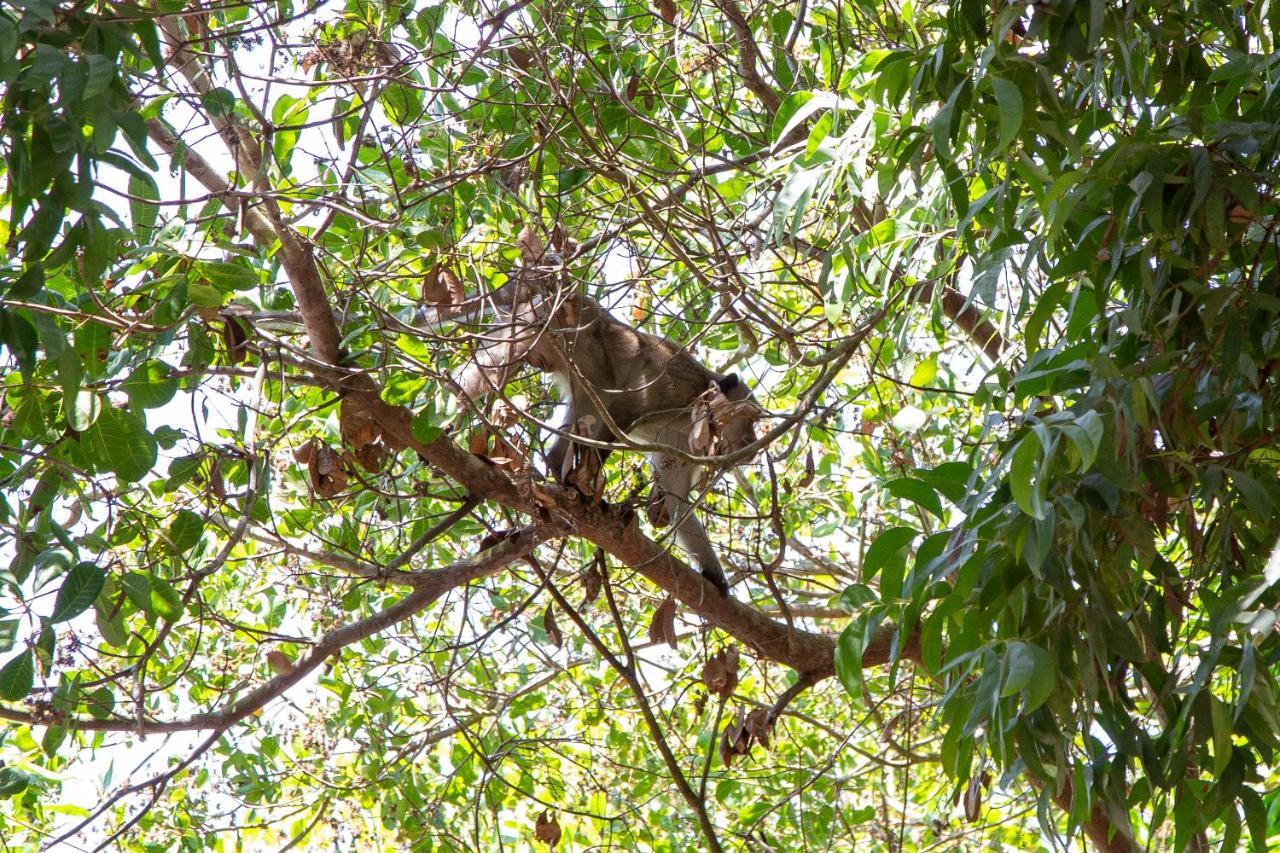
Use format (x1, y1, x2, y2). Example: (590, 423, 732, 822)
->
(1001, 641, 1054, 710)
(186, 282, 226, 308)
(165, 509, 204, 555)
(0, 649, 34, 700)
(861, 526, 916, 584)
(193, 260, 258, 292)
(149, 576, 184, 622)
(80, 406, 158, 483)
(96, 607, 128, 648)
(200, 87, 236, 117)
(0, 767, 30, 797)
(50, 561, 107, 623)
(123, 360, 178, 409)
(884, 477, 945, 519)
(128, 171, 160, 237)
(834, 622, 865, 698)
(383, 82, 424, 126)
(1009, 433, 1044, 519)
(989, 75, 1023, 151)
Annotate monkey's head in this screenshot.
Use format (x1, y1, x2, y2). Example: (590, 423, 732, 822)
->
(691, 374, 764, 458)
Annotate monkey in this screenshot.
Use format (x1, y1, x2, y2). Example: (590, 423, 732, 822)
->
(416, 229, 763, 596)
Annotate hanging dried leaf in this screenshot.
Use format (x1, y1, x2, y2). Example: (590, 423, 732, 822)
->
(422, 264, 465, 306)
(518, 226, 546, 264)
(655, 0, 677, 25)
(222, 316, 250, 365)
(340, 399, 380, 449)
(646, 485, 670, 527)
(625, 74, 640, 101)
(797, 449, 815, 488)
(580, 557, 603, 607)
(533, 811, 561, 847)
(208, 455, 226, 501)
(963, 775, 982, 822)
(469, 428, 492, 456)
(490, 433, 528, 473)
(353, 442, 389, 473)
(648, 596, 678, 649)
(306, 442, 348, 499)
(702, 646, 740, 698)
(266, 650, 294, 676)
(744, 707, 773, 750)
(293, 440, 316, 465)
(719, 706, 751, 768)
(543, 604, 563, 648)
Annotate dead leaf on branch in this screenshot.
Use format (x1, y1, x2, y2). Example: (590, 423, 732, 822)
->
(422, 263, 465, 307)
(266, 650, 294, 676)
(580, 555, 604, 607)
(340, 399, 380, 449)
(702, 645, 740, 699)
(533, 811, 561, 847)
(646, 485, 670, 527)
(744, 707, 773, 749)
(543, 603, 563, 648)
(797, 449, 815, 488)
(296, 438, 348, 499)
(648, 596, 678, 650)
(963, 775, 982, 823)
(208, 455, 226, 501)
(719, 705, 775, 768)
(222, 316, 250, 365)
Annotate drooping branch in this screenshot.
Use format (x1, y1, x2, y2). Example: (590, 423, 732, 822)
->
(0, 529, 549, 734)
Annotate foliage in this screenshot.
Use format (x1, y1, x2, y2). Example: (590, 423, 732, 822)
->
(0, 0, 1279, 850)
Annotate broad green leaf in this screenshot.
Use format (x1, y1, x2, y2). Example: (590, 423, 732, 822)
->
(123, 360, 178, 409)
(50, 561, 107, 623)
(0, 649, 33, 700)
(80, 406, 157, 483)
(150, 576, 184, 622)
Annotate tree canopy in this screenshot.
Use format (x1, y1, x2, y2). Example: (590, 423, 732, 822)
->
(2, 0, 1280, 850)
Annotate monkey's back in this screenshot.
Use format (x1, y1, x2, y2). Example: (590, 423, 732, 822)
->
(555, 299, 720, 434)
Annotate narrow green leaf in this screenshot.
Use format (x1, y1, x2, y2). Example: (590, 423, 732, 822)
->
(989, 75, 1023, 151)
(1009, 433, 1044, 519)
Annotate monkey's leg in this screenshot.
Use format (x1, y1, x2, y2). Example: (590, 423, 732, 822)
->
(653, 455, 730, 596)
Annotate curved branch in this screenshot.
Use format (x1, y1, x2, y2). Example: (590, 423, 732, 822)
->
(0, 530, 550, 734)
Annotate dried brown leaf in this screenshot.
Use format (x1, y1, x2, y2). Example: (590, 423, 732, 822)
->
(533, 811, 561, 847)
(797, 449, 815, 488)
(222, 317, 249, 365)
(648, 596, 678, 650)
(293, 440, 316, 465)
(580, 558, 603, 607)
(339, 399, 380, 449)
(646, 486, 670, 527)
(422, 264, 465, 306)
(266, 650, 294, 676)
(963, 775, 982, 822)
(208, 456, 226, 501)
(702, 646, 740, 698)
(543, 604, 562, 648)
